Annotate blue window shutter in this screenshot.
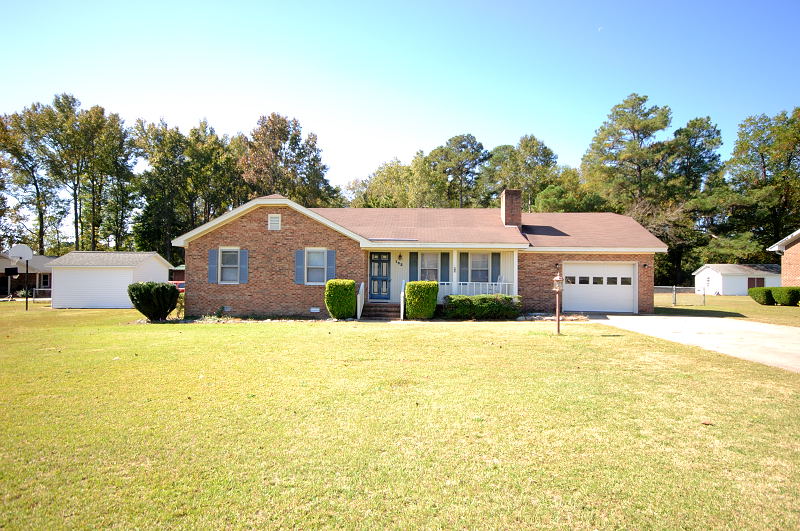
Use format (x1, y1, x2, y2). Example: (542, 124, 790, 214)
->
(208, 249, 218, 284)
(459, 252, 469, 283)
(239, 249, 249, 284)
(326, 249, 336, 280)
(440, 252, 450, 282)
(295, 250, 304, 284)
(491, 253, 501, 282)
(409, 252, 418, 281)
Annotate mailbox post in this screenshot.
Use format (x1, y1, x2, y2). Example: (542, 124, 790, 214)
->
(552, 267, 564, 335)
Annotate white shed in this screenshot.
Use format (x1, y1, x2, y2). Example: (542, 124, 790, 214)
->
(50, 252, 173, 308)
(693, 264, 781, 296)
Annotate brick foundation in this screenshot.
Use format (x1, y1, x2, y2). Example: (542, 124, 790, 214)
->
(518, 252, 655, 313)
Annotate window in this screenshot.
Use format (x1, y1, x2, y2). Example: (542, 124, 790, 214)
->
(620, 277, 632, 286)
(40, 274, 50, 288)
(420, 253, 438, 281)
(219, 248, 240, 284)
(268, 214, 281, 231)
(592, 277, 604, 285)
(470, 253, 489, 282)
(306, 249, 326, 284)
(565, 276, 575, 285)
(578, 276, 590, 284)
(747, 277, 765, 289)
(606, 277, 618, 285)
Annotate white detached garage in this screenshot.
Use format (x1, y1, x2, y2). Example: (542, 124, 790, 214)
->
(50, 252, 173, 308)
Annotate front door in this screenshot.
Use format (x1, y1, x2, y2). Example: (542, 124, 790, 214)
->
(369, 252, 390, 300)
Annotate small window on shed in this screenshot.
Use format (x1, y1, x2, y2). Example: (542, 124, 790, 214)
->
(620, 277, 632, 286)
(268, 214, 281, 231)
(578, 276, 590, 285)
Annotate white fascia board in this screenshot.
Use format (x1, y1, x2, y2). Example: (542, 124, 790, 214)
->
(522, 247, 668, 253)
(767, 227, 800, 252)
(361, 242, 530, 249)
(171, 198, 371, 247)
(691, 265, 711, 276)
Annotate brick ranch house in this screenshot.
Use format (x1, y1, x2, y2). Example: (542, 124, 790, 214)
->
(172, 190, 667, 318)
(768, 227, 800, 286)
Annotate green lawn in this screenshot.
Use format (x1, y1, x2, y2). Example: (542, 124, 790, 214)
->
(1, 302, 799, 528)
(655, 293, 800, 327)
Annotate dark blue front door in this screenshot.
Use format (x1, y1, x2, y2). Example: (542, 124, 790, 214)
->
(370, 252, 390, 300)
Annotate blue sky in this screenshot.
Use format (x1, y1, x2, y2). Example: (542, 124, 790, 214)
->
(2, 0, 798, 187)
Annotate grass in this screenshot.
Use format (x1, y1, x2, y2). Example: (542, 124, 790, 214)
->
(1, 301, 799, 528)
(655, 293, 800, 327)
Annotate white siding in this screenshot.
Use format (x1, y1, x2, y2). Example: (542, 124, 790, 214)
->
(720, 274, 782, 295)
(694, 269, 722, 295)
(132, 256, 170, 283)
(766, 276, 782, 288)
(52, 267, 135, 308)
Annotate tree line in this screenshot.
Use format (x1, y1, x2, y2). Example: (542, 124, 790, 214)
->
(1, 93, 798, 284)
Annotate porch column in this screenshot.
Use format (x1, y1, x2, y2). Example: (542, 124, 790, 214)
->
(513, 250, 519, 296)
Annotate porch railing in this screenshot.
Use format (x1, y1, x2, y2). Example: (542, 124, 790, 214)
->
(436, 281, 513, 302)
(356, 282, 365, 319)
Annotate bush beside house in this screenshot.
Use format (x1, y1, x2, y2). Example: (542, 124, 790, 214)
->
(748, 286, 800, 306)
(404, 281, 438, 319)
(128, 282, 180, 321)
(324, 279, 356, 319)
(443, 294, 522, 320)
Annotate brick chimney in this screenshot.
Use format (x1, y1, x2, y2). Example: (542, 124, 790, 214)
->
(500, 189, 522, 227)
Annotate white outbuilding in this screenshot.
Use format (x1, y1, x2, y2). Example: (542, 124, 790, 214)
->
(693, 263, 781, 296)
(50, 251, 172, 308)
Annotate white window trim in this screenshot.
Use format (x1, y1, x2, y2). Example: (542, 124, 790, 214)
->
(268, 214, 281, 231)
(218, 246, 240, 285)
(419, 252, 440, 282)
(469, 252, 490, 283)
(305, 247, 327, 286)
(40, 273, 50, 288)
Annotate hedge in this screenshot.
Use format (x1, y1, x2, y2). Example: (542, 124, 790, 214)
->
(324, 279, 356, 319)
(127, 281, 180, 321)
(404, 281, 438, 319)
(443, 294, 521, 320)
(748, 287, 774, 306)
(771, 287, 800, 306)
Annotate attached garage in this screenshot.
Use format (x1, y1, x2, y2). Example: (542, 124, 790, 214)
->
(562, 262, 637, 313)
(50, 252, 172, 309)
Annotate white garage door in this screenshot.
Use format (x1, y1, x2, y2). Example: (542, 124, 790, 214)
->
(562, 262, 636, 313)
(52, 267, 135, 308)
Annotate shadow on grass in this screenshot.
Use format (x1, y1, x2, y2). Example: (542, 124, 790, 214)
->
(655, 307, 746, 319)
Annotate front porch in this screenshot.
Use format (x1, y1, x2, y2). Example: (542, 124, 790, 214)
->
(365, 249, 517, 304)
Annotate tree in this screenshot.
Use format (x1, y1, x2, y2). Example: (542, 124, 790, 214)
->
(240, 113, 341, 206)
(0, 103, 59, 254)
(726, 108, 800, 251)
(133, 120, 189, 264)
(427, 134, 490, 207)
(98, 115, 138, 250)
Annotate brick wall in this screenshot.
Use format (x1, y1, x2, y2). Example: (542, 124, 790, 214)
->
(518, 252, 655, 313)
(185, 206, 367, 317)
(782, 239, 800, 286)
(500, 189, 522, 227)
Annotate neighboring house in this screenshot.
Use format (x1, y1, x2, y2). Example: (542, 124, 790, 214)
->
(693, 264, 781, 295)
(170, 265, 186, 281)
(0, 252, 55, 297)
(49, 251, 172, 309)
(768, 228, 800, 286)
(172, 190, 667, 318)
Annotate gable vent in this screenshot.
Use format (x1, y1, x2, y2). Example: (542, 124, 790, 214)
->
(268, 214, 281, 231)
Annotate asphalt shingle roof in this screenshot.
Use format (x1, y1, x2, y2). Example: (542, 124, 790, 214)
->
(697, 263, 781, 276)
(48, 251, 170, 268)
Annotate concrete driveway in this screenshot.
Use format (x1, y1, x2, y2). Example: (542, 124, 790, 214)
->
(592, 315, 800, 373)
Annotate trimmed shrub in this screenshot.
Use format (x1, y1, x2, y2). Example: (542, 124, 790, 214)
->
(748, 287, 774, 306)
(324, 279, 356, 319)
(771, 287, 800, 306)
(443, 294, 521, 320)
(127, 281, 179, 321)
(405, 281, 438, 319)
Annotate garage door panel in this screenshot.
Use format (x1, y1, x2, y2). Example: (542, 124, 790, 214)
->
(562, 263, 635, 313)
